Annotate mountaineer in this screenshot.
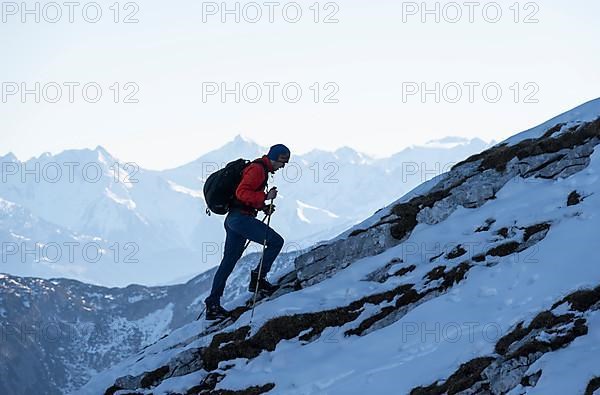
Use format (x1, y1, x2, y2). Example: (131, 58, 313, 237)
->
(203, 144, 291, 320)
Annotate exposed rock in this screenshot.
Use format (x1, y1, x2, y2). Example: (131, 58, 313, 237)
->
(186, 372, 225, 394)
(486, 242, 521, 257)
(295, 220, 400, 286)
(585, 377, 600, 395)
(104, 385, 123, 395)
(567, 190, 583, 206)
(520, 369, 542, 387)
(344, 285, 420, 337)
(364, 258, 416, 283)
(551, 286, 600, 313)
(140, 365, 170, 388)
(475, 218, 496, 232)
(522, 223, 551, 242)
(410, 357, 495, 395)
(496, 227, 510, 238)
(484, 355, 539, 394)
(446, 245, 467, 260)
(209, 383, 275, 395)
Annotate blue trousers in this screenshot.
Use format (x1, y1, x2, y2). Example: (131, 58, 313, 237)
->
(205, 209, 284, 304)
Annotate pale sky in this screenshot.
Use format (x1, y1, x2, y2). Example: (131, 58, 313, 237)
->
(1, 0, 599, 169)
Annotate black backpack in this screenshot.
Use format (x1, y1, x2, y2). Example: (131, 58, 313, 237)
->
(203, 158, 268, 215)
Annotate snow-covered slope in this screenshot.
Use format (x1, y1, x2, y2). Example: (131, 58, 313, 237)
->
(75, 100, 600, 395)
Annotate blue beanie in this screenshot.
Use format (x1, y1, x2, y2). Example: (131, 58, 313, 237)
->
(267, 144, 291, 161)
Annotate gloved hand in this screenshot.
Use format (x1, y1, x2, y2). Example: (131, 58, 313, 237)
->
(261, 203, 276, 215)
(266, 187, 278, 200)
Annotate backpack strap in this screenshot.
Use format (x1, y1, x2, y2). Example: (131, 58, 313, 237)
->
(251, 158, 270, 190)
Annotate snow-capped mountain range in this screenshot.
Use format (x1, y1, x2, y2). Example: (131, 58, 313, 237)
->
(67, 97, 600, 395)
(0, 135, 489, 286)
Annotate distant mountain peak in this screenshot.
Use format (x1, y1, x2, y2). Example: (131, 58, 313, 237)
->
(228, 134, 262, 149)
(333, 146, 372, 164)
(205, 133, 265, 158)
(94, 145, 109, 154)
(220, 134, 263, 151)
(0, 152, 18, 162)
(94, 145, 117, 164)
(232, 133, 254, 144)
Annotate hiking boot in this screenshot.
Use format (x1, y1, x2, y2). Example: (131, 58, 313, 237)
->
(205, 301, 230, 321)
(248, 270, 277, 295)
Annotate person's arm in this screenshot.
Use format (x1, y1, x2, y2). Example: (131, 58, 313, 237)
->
(235, 164, 267, 209)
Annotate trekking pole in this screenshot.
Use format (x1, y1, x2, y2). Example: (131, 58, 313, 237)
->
(249, 199, 274, 323)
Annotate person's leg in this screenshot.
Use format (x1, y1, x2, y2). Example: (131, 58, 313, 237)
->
(205, 213, 247, 305)
(227, 214, 284, 276)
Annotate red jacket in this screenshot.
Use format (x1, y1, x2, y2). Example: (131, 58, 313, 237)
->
(234, 155, 274, 216)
